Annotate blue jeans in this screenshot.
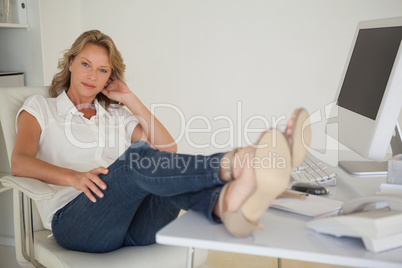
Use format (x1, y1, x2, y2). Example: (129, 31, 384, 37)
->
(52, 141, 225, 253)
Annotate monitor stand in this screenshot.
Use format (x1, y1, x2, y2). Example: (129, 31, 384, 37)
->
(339, 124, 402, 176)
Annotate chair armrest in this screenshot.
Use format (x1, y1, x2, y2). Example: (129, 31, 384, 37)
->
(0, 174, 55, 201)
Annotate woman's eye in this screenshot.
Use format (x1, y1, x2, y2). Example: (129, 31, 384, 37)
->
(82, 62, 89, 67)
(100, 69, 108, 73)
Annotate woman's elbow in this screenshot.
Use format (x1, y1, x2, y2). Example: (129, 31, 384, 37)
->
(10, 161, 19, 176)
(10, 153, 26, 176)
(10, 160, 20, 176)
(163, 142, 178, 153)
(170, 143, 178, 153)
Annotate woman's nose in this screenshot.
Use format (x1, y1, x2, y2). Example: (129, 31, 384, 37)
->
(87, 69, 97, 80)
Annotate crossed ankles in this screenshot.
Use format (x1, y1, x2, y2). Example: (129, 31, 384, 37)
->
(217, 108, 311, 237)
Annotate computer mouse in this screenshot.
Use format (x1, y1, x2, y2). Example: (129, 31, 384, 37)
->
(291, 182, 329, 195)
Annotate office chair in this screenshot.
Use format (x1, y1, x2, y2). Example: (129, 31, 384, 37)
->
(0, 87, 207, 268)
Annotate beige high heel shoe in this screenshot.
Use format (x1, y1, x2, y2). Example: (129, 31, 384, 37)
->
(219, 108, 311, 237)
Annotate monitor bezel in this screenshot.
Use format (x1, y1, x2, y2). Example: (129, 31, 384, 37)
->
(331, 17, 402, 161)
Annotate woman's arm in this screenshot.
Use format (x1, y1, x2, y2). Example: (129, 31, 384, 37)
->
(102, 79, 177, 153)
(11, 111, 108, 203)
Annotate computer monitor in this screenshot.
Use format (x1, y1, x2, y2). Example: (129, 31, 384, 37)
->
(328, 17, 402, 176)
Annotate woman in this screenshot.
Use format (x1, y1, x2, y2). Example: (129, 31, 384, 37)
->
(11, 30, 310, 253)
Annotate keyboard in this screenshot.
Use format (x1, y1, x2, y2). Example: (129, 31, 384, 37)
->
(291, 153, 337, 186)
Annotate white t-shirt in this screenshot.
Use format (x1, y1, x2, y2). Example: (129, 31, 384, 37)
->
(17, 91, 139, 229)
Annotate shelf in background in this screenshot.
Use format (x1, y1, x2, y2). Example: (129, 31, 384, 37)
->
(0, 23, 28, 29)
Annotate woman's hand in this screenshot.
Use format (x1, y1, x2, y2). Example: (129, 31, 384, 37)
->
(69, 167, 109, 203)
(102, 77, 135, 105)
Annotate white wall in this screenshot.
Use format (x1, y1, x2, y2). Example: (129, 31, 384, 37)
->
(38, 0, 81, 86)
(39, 0, 402, 155)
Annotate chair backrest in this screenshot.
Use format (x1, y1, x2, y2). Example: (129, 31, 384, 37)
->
(0, 87, 49, 166)
(0, 87, 50, 234)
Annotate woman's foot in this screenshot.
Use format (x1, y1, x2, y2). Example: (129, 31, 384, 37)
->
(215, 108, 310, 237)
(216, 146, 256, 217)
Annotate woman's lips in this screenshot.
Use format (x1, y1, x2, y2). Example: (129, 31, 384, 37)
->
(82, 82, 95, 89)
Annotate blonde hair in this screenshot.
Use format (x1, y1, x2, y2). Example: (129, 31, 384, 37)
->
(49, 30, 126, 109)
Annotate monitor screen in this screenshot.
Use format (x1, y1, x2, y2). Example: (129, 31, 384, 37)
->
(337, 26, 402, 121)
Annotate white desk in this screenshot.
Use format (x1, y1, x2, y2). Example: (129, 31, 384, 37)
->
(156, 156, 402, 268)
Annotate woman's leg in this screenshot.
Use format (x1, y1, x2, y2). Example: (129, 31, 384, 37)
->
(52, 141, 226, 252)
(112, 141, 226, 196)
(123, 194, 181, 247)
(123, 187, 221, 246)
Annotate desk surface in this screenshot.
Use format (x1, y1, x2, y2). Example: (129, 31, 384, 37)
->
(156, 154, 402, 268)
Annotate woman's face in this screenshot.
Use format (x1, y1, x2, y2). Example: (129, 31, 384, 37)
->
(68, 43, 111, 101)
